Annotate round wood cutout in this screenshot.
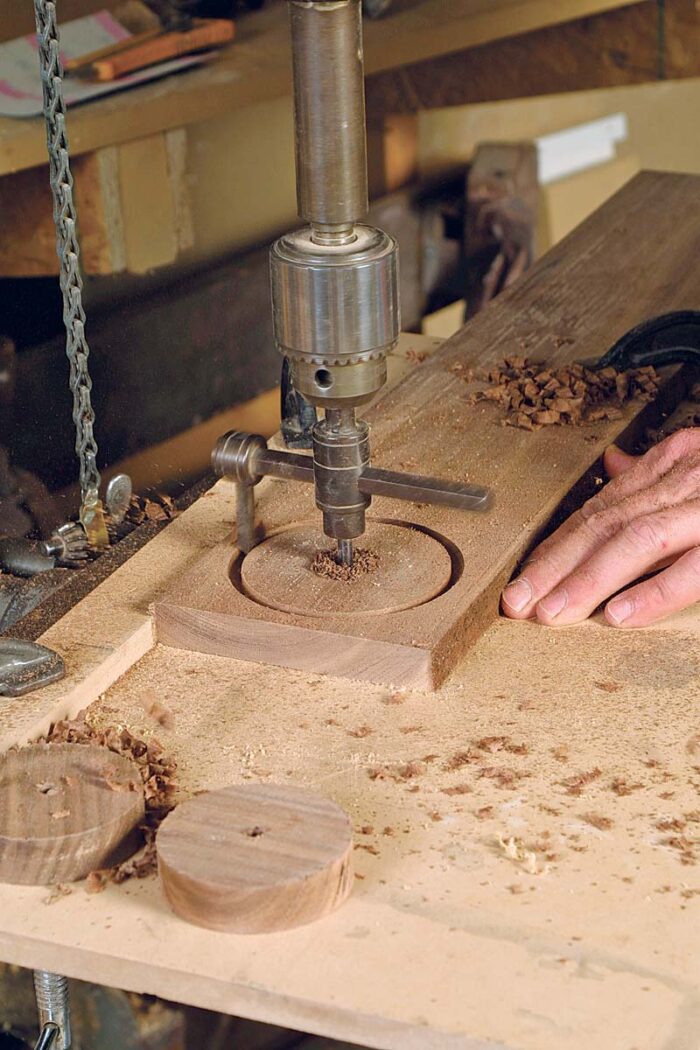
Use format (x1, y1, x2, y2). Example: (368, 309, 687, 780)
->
(239, 520, 453, 618)
(157, 783, 354, 933)
(0, 743, 145, 885)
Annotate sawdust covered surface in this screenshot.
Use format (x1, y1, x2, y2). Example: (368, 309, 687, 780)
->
(456, 356, 660, 432)
(311, 547, 380, 582)
(37, 710, 177, 891)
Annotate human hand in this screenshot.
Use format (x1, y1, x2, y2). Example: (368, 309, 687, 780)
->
(501, 428, 700, 628)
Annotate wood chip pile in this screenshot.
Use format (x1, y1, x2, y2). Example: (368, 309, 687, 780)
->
(458, 357, 660, 432)
(39, 711, 177, 890)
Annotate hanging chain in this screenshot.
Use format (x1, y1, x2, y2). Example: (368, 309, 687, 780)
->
(33, 0, 109, 547)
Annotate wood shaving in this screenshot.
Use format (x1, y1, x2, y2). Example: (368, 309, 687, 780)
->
(368, 760, 426, 783)
(497, 835, 547, 876)
(441, 784, 472, 796)
(611, 777, 644, 796)
(594, 680, 623, 693)
(478, 766, 526, 789)
(443, 750, 480, 772)
(475, 735, 529, 756)
(355, 843, 380, 856)
(580, 812, 613, 831)
(661, 834, 698, 866)
(459, 357, 659, 431)
(39, 710, 177, 887)
(311, 548, 379, 581)
(43, 883, 72, 905)
(558, 767, 602, 796)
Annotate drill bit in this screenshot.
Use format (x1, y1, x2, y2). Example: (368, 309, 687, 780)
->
(337, 539, 354, 567)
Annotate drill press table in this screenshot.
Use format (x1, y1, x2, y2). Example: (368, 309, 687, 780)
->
(0, 173, 699, 1050)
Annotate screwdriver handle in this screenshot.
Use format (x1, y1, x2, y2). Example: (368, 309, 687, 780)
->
(92, 20, 235, 81)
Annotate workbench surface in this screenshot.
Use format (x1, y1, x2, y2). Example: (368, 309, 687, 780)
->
(0, 473, 698, 1050)
(0, 0, 638, 178)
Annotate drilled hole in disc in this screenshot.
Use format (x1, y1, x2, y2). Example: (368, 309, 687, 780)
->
(238, 520, 454, 618)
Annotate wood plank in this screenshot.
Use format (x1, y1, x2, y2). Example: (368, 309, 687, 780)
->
(365, 0, 700, 117)
(0, 0, 639, 179)
(154, 172, 700, 689)
(1, 607, 700, 1048)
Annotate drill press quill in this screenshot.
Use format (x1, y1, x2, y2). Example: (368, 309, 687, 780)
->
(213, 0, 491, 566)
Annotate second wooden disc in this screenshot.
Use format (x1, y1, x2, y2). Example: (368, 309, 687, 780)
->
(240, 520, 453, 618)
(157, 783, 354, 933)
(0, 743, 145, 885)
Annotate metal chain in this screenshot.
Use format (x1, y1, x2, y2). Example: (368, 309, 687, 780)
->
(33, 0, 108, 544)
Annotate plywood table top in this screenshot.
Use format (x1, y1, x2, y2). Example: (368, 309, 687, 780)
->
(0, 472, 698, 1050)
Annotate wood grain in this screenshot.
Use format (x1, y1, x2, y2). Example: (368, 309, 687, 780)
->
(155, 173, 699, 689)
(157, 784, 353, 933)
(0, 743, 144, 885)
(240, 521, 453, 618)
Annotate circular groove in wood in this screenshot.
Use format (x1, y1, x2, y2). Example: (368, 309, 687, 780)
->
(238, 520, 453, 618)
(0, 743, 145, 886)
(156, 783, 354, 933)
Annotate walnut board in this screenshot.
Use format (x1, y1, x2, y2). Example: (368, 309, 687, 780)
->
(157, 783, 354, 933)
(0, 743, 144, 885)
(154, 173, 700, 689)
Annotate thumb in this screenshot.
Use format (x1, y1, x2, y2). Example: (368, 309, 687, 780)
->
(604, 444, 638, 479)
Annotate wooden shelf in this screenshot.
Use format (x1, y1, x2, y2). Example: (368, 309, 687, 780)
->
(0, 0, 638, 178)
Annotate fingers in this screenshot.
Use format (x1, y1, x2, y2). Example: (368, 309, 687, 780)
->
(535, 429, 700, 560)
(534, 498, 700, 625)
(605, 545, 700, 627)
(502, 461, 700, 619)
(603, 444, 638, 478)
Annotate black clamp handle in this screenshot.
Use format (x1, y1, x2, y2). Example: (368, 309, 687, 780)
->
(597, 310, 700, 371)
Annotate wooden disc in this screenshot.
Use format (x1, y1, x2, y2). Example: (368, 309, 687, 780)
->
(0, 743, 145, 886)
(157, 783, 354, 933)
(239, 520, 452, 618)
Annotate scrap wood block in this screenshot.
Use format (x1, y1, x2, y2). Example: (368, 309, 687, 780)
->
(154, 173, 700, 689)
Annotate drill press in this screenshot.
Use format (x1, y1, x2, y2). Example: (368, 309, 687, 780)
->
(213, 0, 491, 567)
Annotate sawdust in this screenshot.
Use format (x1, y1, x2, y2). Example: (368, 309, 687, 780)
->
(311, 547, 380, 582)
(441, 783, 472, 796)
(38, 709, 177, 889)
(459, 357, 659, 431)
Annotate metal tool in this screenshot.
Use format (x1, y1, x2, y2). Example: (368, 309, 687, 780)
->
(596, 310, 700, 371)
(0, 522, 89, 578)
(33, 972, 71, 1050)
(105, 473, 133, 524)
(0, 640, 65, 698)
(33, 0, 132, 548)
(213, 0, 491, 565)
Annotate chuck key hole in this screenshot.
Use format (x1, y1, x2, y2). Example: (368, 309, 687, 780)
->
(314, 369, 333, 390)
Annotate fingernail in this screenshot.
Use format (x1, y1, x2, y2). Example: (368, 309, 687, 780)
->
(607, 596, 633, 625)
(502, 578, 533, 612)
(538, 589, 568, 620)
